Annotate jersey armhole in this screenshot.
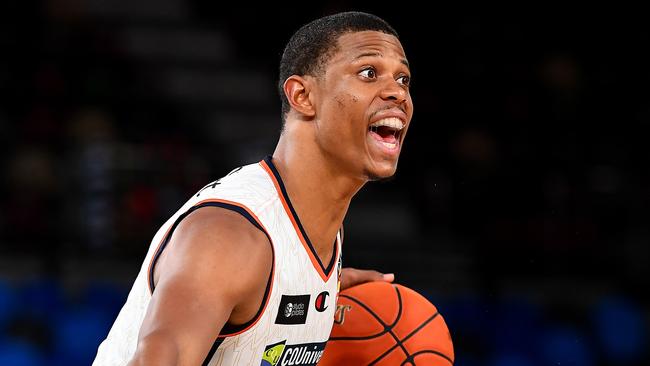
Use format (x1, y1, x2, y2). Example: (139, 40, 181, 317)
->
(147, 199, 276, 364)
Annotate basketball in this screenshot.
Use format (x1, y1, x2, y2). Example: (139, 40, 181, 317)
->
(319, 281, 454, 365)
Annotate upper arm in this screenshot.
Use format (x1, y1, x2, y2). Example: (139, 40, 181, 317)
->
(132, 206, 272, 366)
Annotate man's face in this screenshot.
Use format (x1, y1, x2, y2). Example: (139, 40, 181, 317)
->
(311, 30, 413, 180)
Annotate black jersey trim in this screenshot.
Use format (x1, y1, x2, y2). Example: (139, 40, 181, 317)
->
(202, 337, 225, 366)
(146, 200, 275, 360)
(262, 155, 338, 278)
(148, 200, 271, 293)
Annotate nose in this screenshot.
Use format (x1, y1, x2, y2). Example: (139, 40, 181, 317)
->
(379, 79, 408, 105)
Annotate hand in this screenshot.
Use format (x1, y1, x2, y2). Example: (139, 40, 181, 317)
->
(340, 267, 394, 291)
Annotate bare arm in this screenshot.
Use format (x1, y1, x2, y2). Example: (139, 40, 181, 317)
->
(127, 207, 272, 366)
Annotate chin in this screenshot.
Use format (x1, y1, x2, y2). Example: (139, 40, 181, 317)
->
(363, 163, 398, 182)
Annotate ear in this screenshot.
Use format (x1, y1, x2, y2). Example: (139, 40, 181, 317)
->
(283, 75, 316, 117)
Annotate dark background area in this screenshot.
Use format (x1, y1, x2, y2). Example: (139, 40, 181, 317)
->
(1, 2, 648, 365)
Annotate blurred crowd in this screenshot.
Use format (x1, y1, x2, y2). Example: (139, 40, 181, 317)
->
(1, 2, 648, 365)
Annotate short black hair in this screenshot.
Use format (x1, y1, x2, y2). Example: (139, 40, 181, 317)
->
(278, 11, 399, 120)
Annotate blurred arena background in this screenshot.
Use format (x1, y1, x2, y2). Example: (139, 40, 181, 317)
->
(1, 2, 648, 365)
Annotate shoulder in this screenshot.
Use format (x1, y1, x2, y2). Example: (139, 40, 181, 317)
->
(177, 206, 268, 250)
(156, 206, 273, 299)
(194, 161, 273, 203)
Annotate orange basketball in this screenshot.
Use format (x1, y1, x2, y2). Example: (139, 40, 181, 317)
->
(319, 281, 454, 365)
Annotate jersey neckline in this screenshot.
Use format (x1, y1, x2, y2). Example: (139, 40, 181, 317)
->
(259, 155, 338, 282)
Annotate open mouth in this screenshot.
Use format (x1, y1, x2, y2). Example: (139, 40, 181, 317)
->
(368, 117, 404, 150)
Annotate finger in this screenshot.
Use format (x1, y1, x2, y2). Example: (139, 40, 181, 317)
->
(351, 269, 393, 283)
(382, 273, 395, 282)
(354, 269, 384, 282)
(340, 268, 395, 290)
(360, 269, 393, 282)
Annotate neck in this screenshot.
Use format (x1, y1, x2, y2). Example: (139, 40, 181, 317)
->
(272, 127, 366, 257)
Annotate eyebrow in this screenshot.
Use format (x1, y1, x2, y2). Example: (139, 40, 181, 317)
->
(354, 52, 410, 69)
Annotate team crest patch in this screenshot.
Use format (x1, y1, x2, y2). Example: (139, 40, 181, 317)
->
(260, 340, 326, 366)
(275, 294, 310, 325)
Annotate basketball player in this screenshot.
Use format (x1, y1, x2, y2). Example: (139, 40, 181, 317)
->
(93, 10, 412, 366)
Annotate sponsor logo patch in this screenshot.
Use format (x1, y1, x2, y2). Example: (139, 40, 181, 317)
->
(261, 340, 286, 366)
(260, 340, 326, 366)
(275, 294, 310, 325)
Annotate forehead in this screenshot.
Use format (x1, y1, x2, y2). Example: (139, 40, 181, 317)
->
(330, 30, 407, 65)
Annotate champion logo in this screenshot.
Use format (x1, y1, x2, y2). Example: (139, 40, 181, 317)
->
(314, 291, 329, 312)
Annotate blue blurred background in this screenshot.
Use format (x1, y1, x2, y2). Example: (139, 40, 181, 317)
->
(1, 2, 648, 365)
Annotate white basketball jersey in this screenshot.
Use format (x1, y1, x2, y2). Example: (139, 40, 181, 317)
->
(93, 156, 342, 366)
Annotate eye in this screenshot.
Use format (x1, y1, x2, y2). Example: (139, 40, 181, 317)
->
(397, 74, 411, 87)
(359, 67, 377, 79)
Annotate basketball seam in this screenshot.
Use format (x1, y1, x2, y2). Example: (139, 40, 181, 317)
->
(400, 313, 454, 365)
(403, 349, 454, 365)
(400, 312, 439, 346)
(368, 285, 410, 366)
(373, 312, 442, 365)
(329, 292, 400, 341)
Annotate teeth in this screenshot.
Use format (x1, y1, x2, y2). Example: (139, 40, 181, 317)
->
(380, 141, 397, 149)
(369, 117, 404, 130)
